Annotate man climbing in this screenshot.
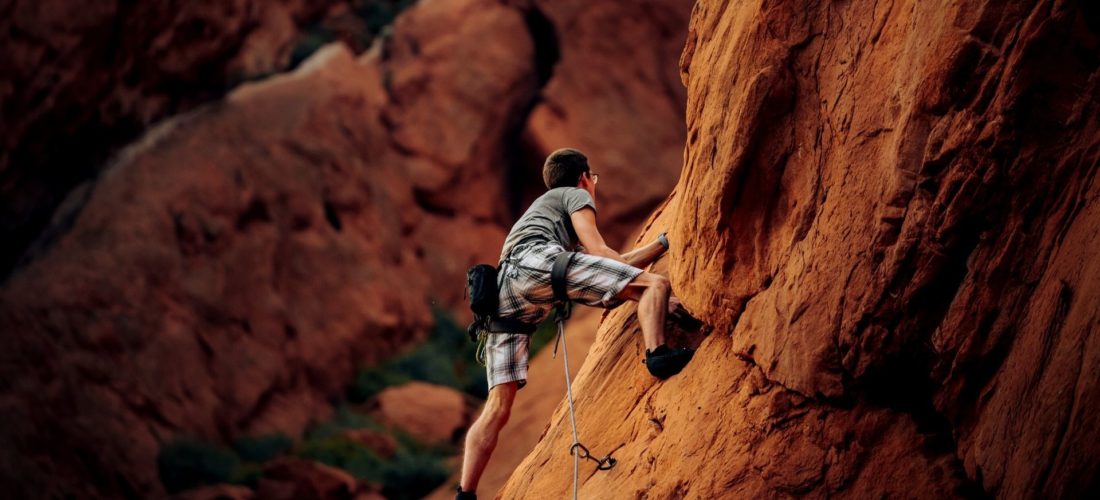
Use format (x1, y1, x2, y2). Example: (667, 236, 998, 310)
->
(455, 148, 694, 500)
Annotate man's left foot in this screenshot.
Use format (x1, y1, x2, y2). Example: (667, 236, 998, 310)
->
(644, 344, 695, 379)
(453, 485, 475, 500)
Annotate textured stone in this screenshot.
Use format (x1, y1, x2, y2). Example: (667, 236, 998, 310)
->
(0, 0, 339, 276)
(257, 458, 359, 500)
(503, 0, 1100, 498)
(173, 484, 255, 500)
(0, 0, 688, 497)
(371, 382, 471, 446)
(340, 428, 398, 459)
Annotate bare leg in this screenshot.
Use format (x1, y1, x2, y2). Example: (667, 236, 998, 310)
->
(460, 381, 518, 493)
(614, 272, 671, 350)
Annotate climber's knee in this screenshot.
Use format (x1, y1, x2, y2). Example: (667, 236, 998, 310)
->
(649, 274, 671, 296)
(614, 272, 669, 302)
(481, 381, 517, 430)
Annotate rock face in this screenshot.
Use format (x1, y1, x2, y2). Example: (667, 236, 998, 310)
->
(173, 484, 255, 500)
(257, 458, 362, 500)
(0, 0, 690, 497)
(370, 382, 471, 445)
(503, 1, 1100, 498)
(0, 46, 443, 500)
(0, 0, 339, 277)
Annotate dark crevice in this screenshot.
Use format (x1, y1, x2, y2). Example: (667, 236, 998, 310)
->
(3, 180, 96, 286)
(1032, 282, 1084, 495)
(235, 383, 280, 430)
(843, 212, 989, 497)
(322, 199, 343, 232)
(503, 4, 561, 220)
(236, 198, 272, 231)
(945, 308, 1013, 426)
(852, 342, 991, 500)
(1036, 282, 1073, 378)
(525, 7, 560, 87)
(413, 188, 458, 218)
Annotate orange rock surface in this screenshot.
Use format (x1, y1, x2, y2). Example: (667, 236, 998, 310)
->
(503, 0, 1100, 498)
(370, 382, 472, 446)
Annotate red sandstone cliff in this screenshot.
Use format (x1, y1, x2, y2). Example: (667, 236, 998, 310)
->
(503, 0, 1100, 498)
(0, 0, 341, 277)
(0, 0, 689, 497)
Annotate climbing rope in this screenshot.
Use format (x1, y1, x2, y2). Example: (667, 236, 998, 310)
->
(553, 305, 616, 500)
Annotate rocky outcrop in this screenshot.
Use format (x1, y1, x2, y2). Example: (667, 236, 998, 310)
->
(0, 0, 690, 497)
(256, 458, 370, 500)
(173, 484, 255, 500)
(370, 382, 472, 445)
(504, 0, 1100, 498)
(0, 0, 340, 278)
(0, 46, 442, 499)
(340, 429, 398, 459)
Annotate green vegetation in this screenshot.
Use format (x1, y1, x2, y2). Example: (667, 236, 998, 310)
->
(157, 439, 249, 494)
(157, 408, 448, 494)
(158, 433, 295, 492)
(296, 435, 385, 480)
(160, 407, 450, 496)
(306, 404, 385, 440)
(233, 433, 293, 463)
(380, 447, 450, 500)
(347, 308, 489, 401)
(228, 462, 264, 489)
(295, 407, 451, 498)
(355, 0, 419, 34)
(346, 306, 569, 403)
(160, 307, 486, 496)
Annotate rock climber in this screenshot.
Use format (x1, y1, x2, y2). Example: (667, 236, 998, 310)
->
(455, 148, 695, 500)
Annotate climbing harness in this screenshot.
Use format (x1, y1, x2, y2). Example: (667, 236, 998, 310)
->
(466, 261, 537, 365)
(550, 251, 616, 500)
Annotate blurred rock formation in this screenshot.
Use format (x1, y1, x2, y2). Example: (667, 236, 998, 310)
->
(0, 0, 689, 497)
(0, 0, 340, 277)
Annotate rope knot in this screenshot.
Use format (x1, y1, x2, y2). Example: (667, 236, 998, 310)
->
(569, 443, 617, 471)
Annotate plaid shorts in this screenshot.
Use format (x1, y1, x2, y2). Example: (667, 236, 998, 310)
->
(485, 242, 644, 390)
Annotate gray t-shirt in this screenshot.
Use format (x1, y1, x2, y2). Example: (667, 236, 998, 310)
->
(499, 187, 596, 262)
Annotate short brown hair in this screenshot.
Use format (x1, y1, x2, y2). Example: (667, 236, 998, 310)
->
(543, 148, 590, 189)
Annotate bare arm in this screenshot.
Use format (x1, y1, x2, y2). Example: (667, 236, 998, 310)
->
(571, 207, 627, 263)
(620, 240, 667, 269)
(571, 208, 667, 267)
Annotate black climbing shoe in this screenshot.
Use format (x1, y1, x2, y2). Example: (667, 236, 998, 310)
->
(644, 344, 695, 379)
(455, 485, 477, 500)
